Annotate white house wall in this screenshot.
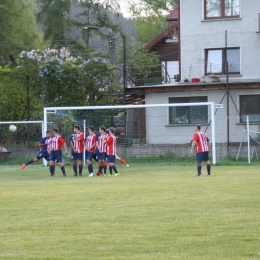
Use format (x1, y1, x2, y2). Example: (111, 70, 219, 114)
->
(180, 0, 260, 81)
(145, 89, 260, 144)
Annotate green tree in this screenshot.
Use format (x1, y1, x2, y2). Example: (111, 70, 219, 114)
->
(17, 48, 122, 107)
(37, 0, 72, 44)
(0, 77, 27, 120)
(128, 0, 177, 43)
(0, 0, 43, 66)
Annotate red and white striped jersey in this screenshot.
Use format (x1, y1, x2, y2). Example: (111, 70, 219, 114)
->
(51, 135, 65, 151)
(85, 134, 96, 153)
(72, 132, 84, 153)
(40, 137, 52, 153)
(46, 138, 52, 154)
(193, 132, 209, 153)
(105, 135, 116, 156)
(96, 133, 108, 153)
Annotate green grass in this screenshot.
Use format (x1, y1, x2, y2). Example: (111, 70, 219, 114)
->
(0, 164, 260, 259)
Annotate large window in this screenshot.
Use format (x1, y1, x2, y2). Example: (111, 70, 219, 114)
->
(169, 97, 208, 125)
(205, 48, 240, 75)
(205, 0, 240, 19)
(240, 95, 260, 122)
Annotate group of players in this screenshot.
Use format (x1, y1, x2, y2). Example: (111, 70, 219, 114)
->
(21, 123, 211, 177)
(22, 125, 129, 177)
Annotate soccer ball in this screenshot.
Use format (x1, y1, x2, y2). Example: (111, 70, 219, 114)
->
(9, 125, 17, 132)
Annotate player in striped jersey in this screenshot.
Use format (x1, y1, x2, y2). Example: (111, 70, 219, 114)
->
(49, 128, 68, 177)
(70, 125, 84, 177)
(96, 126, 108, 176)
(84, 126, 96, 177)
(22, 130, 52, 170)
(190, 124, 211, 176)
(103, 127, 119, 176)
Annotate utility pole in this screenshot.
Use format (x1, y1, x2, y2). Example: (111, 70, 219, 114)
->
(225, 30, 230, 146)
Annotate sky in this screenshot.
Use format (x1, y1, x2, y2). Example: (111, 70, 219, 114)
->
(120, 1, 131, 18)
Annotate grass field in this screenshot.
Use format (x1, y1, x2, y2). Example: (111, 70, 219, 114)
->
(0, 163, 259, 259)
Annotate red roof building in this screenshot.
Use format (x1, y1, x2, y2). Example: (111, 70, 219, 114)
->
(144, 5, 179, 64)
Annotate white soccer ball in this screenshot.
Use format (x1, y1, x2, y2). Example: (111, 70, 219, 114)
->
(9, 125, 17, 132)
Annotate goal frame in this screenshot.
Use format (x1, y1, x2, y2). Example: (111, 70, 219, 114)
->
(44, 102, 222, 166)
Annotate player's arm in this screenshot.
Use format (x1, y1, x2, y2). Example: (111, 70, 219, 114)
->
(70, 140, 76, 153)
(103, 136, 111, 145)
(190, 140, 197, 154)
(74, 133, 84, 141)
(89, 136, 97, 150)
(96, 140, 100, 151)
(207, 140, 212, 154)
(63, 141, 68, 155)
(39, 138, 47, 147)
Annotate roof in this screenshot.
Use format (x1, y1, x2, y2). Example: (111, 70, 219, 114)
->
(167, 4, 179, 21)
(144, 23, 178, 50)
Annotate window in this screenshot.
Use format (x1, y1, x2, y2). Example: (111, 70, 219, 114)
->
(240, 95, 260, 122)
(169, 97, 208, 125)
(205, 48, 240, 75)
(205, 0, 240, 19)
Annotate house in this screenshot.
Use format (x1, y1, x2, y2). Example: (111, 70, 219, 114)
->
(125, 0, 260, 157)
(144, 5, 179, 83)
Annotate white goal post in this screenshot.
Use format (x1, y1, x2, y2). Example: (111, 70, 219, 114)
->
(43, 102, 223, 166)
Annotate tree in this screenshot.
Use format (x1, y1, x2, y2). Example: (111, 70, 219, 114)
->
(36, 0, 125, 59)
(127, 0, 178, 43)
(17, 48, 122, 107)
(37, 0, 75, 46)
(0, 0, 43, 66)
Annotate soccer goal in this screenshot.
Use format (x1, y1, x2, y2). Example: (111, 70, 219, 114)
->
(0, 121, 44, 165)
(43, 102, 225, 166)
(236, 116, 260, 163)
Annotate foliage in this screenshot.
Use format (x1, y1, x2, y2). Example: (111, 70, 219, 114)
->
(128, 0, 178, 43)
(0, 0, 44, 66)
(0, 75, 28, 121)
(36, 0, 123, 58)
(16, 48, 122, 107)
(125, 41, 161, 86)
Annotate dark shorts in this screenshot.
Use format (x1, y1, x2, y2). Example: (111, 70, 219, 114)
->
(197, 152, 209, 162)
(97, 152, 106, 161)
(107, 155, 115, 163)
(50, 150, 63, 163)
(85, 151, 94, 161)
(37, 152, 50, 161)
(71, 152, 83, 161)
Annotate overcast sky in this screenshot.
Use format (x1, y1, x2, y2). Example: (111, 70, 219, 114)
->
(120, 1, 131, 18)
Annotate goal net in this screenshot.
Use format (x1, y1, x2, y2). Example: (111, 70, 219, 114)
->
(44, 102, 226, 166)
(0, 121, 43, 165)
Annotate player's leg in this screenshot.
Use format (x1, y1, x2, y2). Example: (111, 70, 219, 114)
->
(86, 152, 94, 177)
(49, 159, 55, 177)
(196, 161, 202, 176)
(72, 160, 78, 176)
(71, 151, 78, 176)
(103, 153, 108, 175)
(108, 155, 119, 176)
(196, 152, 203, 176)
(116, 154, 129, 167)
(57, 151, 66, 177)
(205, 152, 211, 175)
(22, 154, 40, 169)
(49, 152, 56, 176)
(97, 159, 102, 175)
(78, 153, 83, 176)
(43, 154, 57, 176)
